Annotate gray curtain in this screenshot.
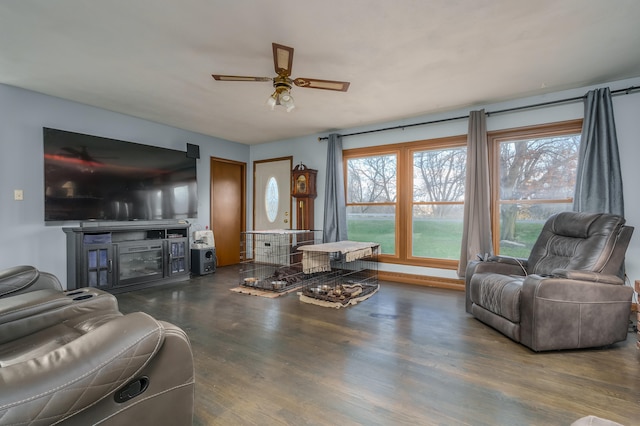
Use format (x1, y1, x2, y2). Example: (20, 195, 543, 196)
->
(573, 87, 624, 216)
(323, 133, 348, 242)
(458, 110, 493, 277)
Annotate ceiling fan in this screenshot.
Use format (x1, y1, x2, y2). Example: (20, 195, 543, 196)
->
(212, 43, 350, 112)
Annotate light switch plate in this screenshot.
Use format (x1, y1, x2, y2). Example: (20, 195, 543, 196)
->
(14, 189, 24, 201)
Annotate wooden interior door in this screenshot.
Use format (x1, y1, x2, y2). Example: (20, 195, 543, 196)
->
(210, 157, 245, 266)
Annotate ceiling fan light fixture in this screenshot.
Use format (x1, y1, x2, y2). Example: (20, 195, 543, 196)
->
(266, 92, 278, 110)
(278, 89, 295, 112)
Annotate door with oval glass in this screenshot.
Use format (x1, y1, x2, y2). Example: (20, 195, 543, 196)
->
(254, 157, 292, 230)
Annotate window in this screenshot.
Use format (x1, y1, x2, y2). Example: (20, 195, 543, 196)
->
(410, 145, 466, 260)
(345, 150, 398, 255)
(344, 136, 466, 268)
(265, 176, 279, 223)
(489, 120, 582, 258)
(343, 120, 581, 268)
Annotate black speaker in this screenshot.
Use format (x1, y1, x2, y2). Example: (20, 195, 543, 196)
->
(186, 143, 200, 159)
(191, 248, 215, 275)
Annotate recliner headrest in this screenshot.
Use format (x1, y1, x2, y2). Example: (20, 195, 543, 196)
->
(550, 212, 625, 239)
(0, 265, 40, 298)
(528, 212, 627, 275)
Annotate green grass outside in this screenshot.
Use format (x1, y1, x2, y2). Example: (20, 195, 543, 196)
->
(347, 219, 543, 259)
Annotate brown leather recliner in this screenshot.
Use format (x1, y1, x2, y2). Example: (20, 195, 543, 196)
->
(0, 269, 194, 425)
(465, 212, 634, 352)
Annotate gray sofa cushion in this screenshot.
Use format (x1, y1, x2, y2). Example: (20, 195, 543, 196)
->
(470, 273, 522, 323)
(528, 212, 625, 275)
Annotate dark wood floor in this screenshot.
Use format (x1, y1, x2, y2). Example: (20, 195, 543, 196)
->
(115, 266, 640, 425)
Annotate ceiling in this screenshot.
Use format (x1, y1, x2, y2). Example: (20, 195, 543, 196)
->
(1, 1, 640, 145)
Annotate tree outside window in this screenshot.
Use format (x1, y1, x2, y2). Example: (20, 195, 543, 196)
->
(490, 120, 582, 258)
(344, 137, 466, 267)
(346, 152, 397, 255)
(411, 145, 466, 260)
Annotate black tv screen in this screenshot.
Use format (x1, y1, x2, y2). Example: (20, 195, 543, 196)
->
(43, 128, 197, 222)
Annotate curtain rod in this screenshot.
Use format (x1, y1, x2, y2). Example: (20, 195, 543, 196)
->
(317, 85, 639, 141)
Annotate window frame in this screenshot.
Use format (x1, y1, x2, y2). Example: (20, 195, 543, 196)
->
(343, 135, 467, 269)
(487, 119, 583, 255)
(343, 120, 583, 268)
(344, 144, 401, 262)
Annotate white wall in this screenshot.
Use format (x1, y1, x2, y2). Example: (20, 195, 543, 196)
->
(251, 76, 640, 286)
(0, 84, 249, 286)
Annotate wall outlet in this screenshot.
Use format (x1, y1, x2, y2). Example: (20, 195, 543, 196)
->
(14, 189, 24, 201)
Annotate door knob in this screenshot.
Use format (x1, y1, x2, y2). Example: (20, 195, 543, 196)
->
(284, 219, 288, 224)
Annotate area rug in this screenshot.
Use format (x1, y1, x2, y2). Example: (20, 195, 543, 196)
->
(298, 283, 379, 308)
(229, 284, 303, 298)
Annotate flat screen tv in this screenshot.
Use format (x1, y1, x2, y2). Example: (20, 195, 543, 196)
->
(43, 128, 197, 222)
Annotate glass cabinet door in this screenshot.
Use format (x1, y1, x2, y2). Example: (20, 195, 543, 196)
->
(169, 238, 188, 275)
(86, 245, 112, 288)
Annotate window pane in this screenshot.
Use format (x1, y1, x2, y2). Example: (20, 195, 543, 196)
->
(347, 205, 395, 255)
(498, 133, 580, 258)
(499, 202, 573, 258)
(413, 147, 466, 202)
(499, 135, 580, 201)
(265, 176, 279, 222)
(88, 271, 97, 287)
(347, 154, 397, 203)
(412, 205, 464, 259)
(88, 250, 97, 269)
(99, 248, 108, 267)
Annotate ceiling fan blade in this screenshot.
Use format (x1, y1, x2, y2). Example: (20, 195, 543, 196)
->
(293, 78, 350, 92)
(212, 75, 272, 82)
(272, 43, 294, 77)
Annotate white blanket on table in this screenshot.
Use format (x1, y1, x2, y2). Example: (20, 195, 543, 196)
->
(298, 241, 378, 274)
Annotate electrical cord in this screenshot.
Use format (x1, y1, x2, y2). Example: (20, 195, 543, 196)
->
(482, 253, 528, 276)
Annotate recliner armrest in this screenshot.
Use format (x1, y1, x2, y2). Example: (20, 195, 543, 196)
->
(0, 312, 164, 424)
(550, 269, 624, 285)
(465, 257, 529, 313)
(520, 274, 633, 350)
(468, 257, 528, 277)
(487, 255, 529, 270)
(0, 288, 119, 344)
(0, 289, 71, 327)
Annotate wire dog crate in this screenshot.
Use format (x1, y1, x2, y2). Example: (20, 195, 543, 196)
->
(239, 230, 322, 292)
(297, 241, 379, 306)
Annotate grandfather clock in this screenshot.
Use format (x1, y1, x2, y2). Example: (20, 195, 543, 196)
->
(291, 163, 317, 230)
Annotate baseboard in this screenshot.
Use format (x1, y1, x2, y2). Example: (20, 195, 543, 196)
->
(378, 271, 464, 291)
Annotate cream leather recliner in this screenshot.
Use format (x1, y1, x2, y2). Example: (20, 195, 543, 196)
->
(0, 267, 194, 425)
